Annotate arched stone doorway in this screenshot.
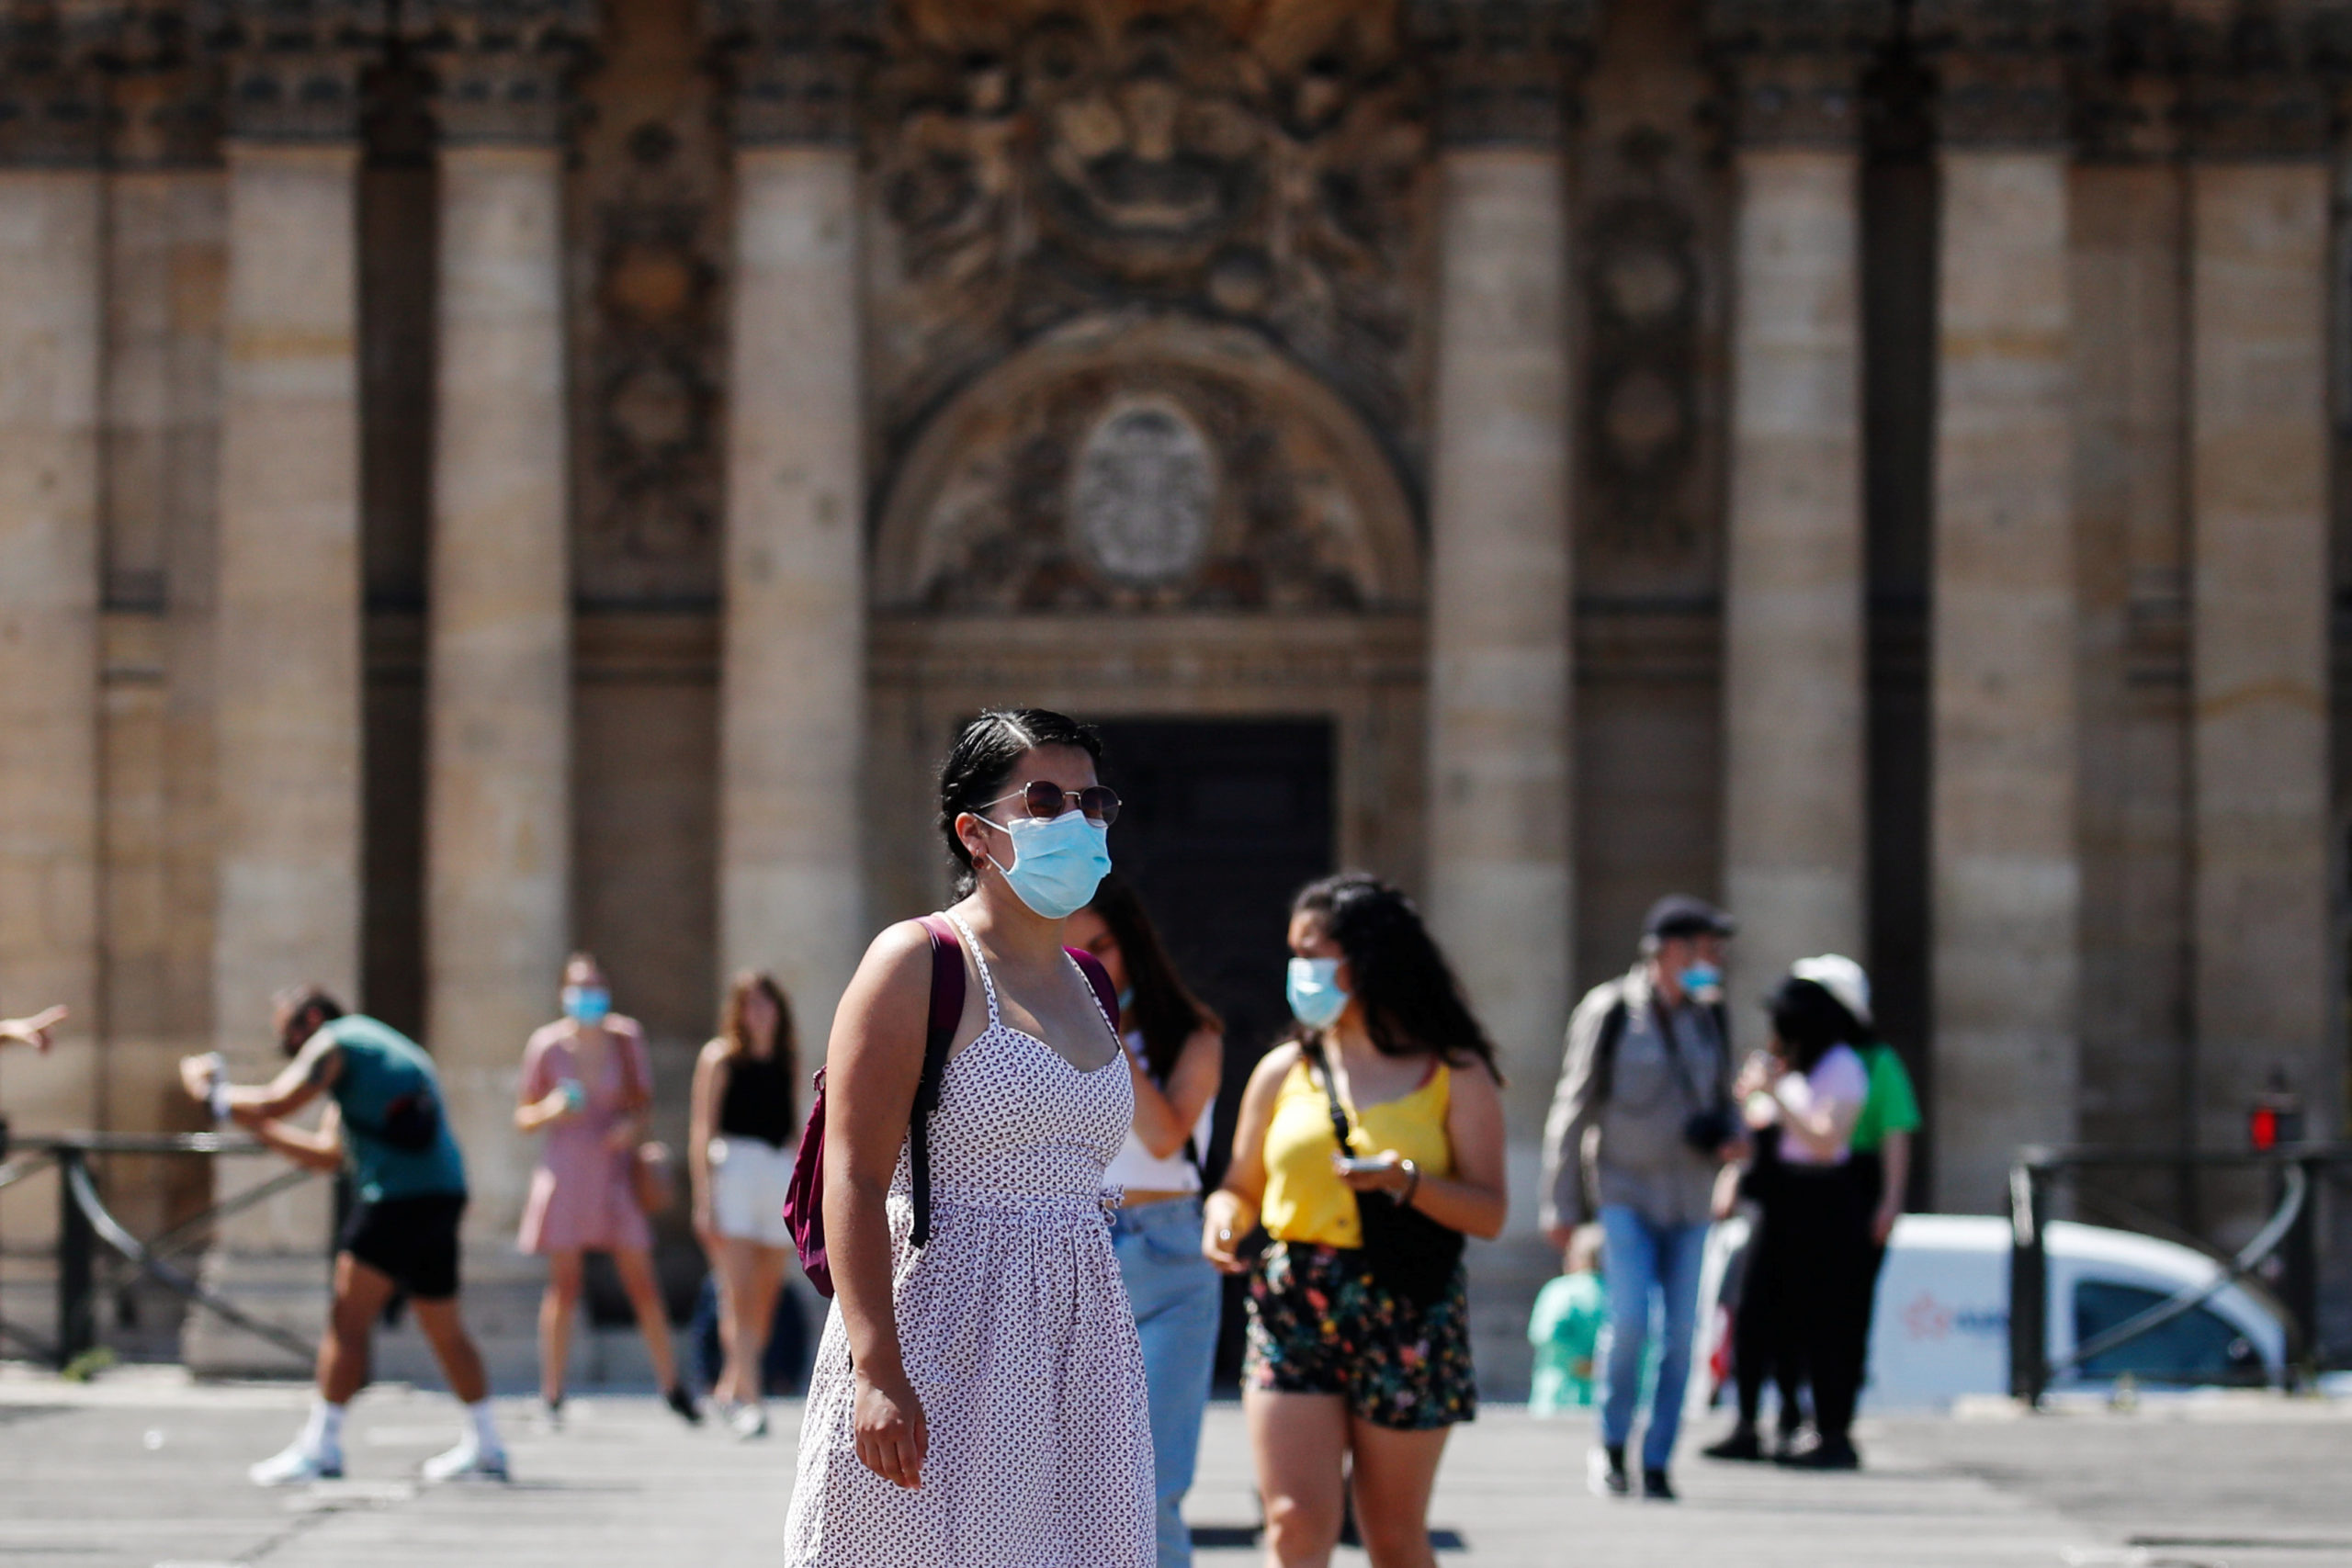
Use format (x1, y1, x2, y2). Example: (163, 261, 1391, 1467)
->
(866, 312, 1428, 970)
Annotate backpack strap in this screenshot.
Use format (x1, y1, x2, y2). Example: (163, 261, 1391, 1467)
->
(910, 915, 966, 1248)
(1065, 948, 1122, 1040)
(1589, 996, 1630, 1110)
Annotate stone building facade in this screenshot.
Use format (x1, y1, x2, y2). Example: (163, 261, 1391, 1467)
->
(2, 0, 2347, 1378)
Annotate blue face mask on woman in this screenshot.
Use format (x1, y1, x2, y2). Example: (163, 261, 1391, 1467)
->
(1679, 963, 1723, 999)
(984, 809, 1113, 921)
(562, 985, 611, 1025)
(1286, 957, 1349, 1029)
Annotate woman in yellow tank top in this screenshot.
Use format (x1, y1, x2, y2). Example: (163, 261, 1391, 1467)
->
(1203, 874, 1507, 1568)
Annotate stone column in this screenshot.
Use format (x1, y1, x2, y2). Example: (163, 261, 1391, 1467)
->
(1922, 17, 2079, 1210)
(0, 57, 106, 1146)
(711, 4, 874, 1049)
(1414, 5, 1583, 1149)
(2184, 51, 2335, 1145)
(1711, 8, 1883, 1009)
(418, 5, 585, 1250)
(189, 11, 374, 1372)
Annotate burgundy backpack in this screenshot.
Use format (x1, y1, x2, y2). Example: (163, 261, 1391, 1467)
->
(784, 914, 1121, 1297)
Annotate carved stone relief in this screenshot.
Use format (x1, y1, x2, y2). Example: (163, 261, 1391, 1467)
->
(873, 316, 1420, 616)
(1574, 4, 1726, 592)
(865, 2, 1431, 485)
(1069, 398, 1216, 586)
(567, 0, 729, 605)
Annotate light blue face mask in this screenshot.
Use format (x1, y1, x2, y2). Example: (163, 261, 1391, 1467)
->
(1286, 957, 1349, 1029)
(1679, 963, 1724, 999)
(562, 985, 611, 1025)
(985, 809, 1113, 921)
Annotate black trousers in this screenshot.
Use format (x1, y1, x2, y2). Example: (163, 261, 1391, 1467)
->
(1732, 1151, 1873, 1443)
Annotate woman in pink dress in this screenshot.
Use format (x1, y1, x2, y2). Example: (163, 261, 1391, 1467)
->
(514, 952, 697, 1425)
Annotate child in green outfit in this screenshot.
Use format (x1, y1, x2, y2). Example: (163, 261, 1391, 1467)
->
(1530, 1226, 1610, 1416)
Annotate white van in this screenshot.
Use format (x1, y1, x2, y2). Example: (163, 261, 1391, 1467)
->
(1691, 1213, 2285, 1415)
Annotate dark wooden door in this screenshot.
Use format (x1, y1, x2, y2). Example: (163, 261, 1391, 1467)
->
(1092, 717, 1335, 1387)
(1092, 716, 1337, 1173)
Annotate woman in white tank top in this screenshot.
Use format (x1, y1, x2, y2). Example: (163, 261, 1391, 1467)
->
(1067, 875, 1225, 1568)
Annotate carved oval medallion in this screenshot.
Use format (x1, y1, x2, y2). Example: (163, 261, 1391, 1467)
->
(1070, 400, 1216, 586)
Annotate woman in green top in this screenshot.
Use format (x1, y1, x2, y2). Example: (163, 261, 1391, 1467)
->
(1717, 956, 1920, 1461)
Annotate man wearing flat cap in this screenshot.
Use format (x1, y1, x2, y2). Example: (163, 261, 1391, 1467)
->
(1539, 895, 1743, 1503)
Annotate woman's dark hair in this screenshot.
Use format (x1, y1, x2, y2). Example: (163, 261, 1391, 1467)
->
(1764, 976, 1863, 1073)
(718, 970, 797, 1122)
(1083, 874, 1221, 1082)
(937, 709, 1103, 896)
(1289, 872, 1500, 1078)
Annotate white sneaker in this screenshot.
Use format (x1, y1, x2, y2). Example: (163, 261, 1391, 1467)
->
(250, 1440, 343, 1487)
(729, 1403, 769, 1440)
(533, 1398, 565, 1434)
(422, 1439, 509, 1483)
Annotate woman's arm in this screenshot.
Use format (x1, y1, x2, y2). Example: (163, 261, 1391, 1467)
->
(1340, 1060, 1510, 1240)
(1128, 1025, 1222, 1161)
(514, 1031, 573, 1133)
(824, 919, 939, 1489)
(688, 1042, 728, 1239)
(1873, 1128, 1912, 1245)
(1773, 1067, 1862, 1160)
(1203, 1043, 1294, 1271)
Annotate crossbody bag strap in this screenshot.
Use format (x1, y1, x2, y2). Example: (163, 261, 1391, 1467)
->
(910, 915, 966, 1248)
(1304, 1042, 1358, 1153)
(1650, 995, 1724, 1113)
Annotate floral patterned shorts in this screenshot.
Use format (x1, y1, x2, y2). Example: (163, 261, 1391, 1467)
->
(1243, 1240, 1476, 1430)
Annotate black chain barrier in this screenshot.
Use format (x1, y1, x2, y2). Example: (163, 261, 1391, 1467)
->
(2008, 1143, 2352, 1406)
(0, 1134, 323, 1370)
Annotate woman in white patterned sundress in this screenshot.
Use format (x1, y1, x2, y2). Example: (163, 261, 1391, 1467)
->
(786, 709, 1153, 1567)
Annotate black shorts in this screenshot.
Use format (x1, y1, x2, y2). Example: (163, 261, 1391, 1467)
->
(340, 1193, 466, 1300)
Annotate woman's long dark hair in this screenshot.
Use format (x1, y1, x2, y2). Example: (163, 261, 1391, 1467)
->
(1289, 872, 1500, 1078)
(1083, 874, 1221, 1083)
(1764, 976, 1863, 1074)
(936, 709, 1104, 897)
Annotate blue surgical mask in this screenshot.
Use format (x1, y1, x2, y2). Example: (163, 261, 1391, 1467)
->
(1679, 964, 1723, 999)
(1286, 957, 1349, 1029)
(562, 985, 611, 1025)
(1116, 987, 1135, 1013)
(985, 809, 1112, 921)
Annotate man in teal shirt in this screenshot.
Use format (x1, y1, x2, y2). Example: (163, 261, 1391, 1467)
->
(180, 985, 506, 1486)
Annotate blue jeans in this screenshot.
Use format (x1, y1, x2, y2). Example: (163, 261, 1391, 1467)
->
(1111, 1195, 1222, 1568)
(1597, 1205, 1711, 1472)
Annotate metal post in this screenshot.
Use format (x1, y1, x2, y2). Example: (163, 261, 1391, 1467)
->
(2278, 1155, 2321, 1391)
(54, 1146, 96, 1368)
(2007, 1159, 2048, 1407)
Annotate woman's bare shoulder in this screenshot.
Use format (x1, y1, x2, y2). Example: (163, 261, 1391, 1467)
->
(845, 919, 944, 1006)
(1247, 1042, 1305, 1090)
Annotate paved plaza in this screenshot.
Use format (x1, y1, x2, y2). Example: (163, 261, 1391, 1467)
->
(2, 1367, 2347, 1568)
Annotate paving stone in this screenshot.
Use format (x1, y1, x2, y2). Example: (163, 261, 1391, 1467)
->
(2, 1367, 2346, 1568)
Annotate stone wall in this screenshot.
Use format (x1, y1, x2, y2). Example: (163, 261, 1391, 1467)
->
(5, 0, 2351, 1377)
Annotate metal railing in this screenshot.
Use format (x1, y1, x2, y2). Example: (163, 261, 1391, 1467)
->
(2007, 1143, 2352, 1406)
(0, 1133, 326, 1369)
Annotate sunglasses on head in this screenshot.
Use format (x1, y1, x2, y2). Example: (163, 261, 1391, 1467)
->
(979, 780, 1122, 828)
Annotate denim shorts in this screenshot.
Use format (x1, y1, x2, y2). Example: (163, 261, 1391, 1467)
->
(1243, 1240, 1476, 1430)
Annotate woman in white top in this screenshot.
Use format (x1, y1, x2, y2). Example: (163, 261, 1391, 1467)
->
(1066, 874, 1224, 1568)
(1721, 968, 1872, 1470)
